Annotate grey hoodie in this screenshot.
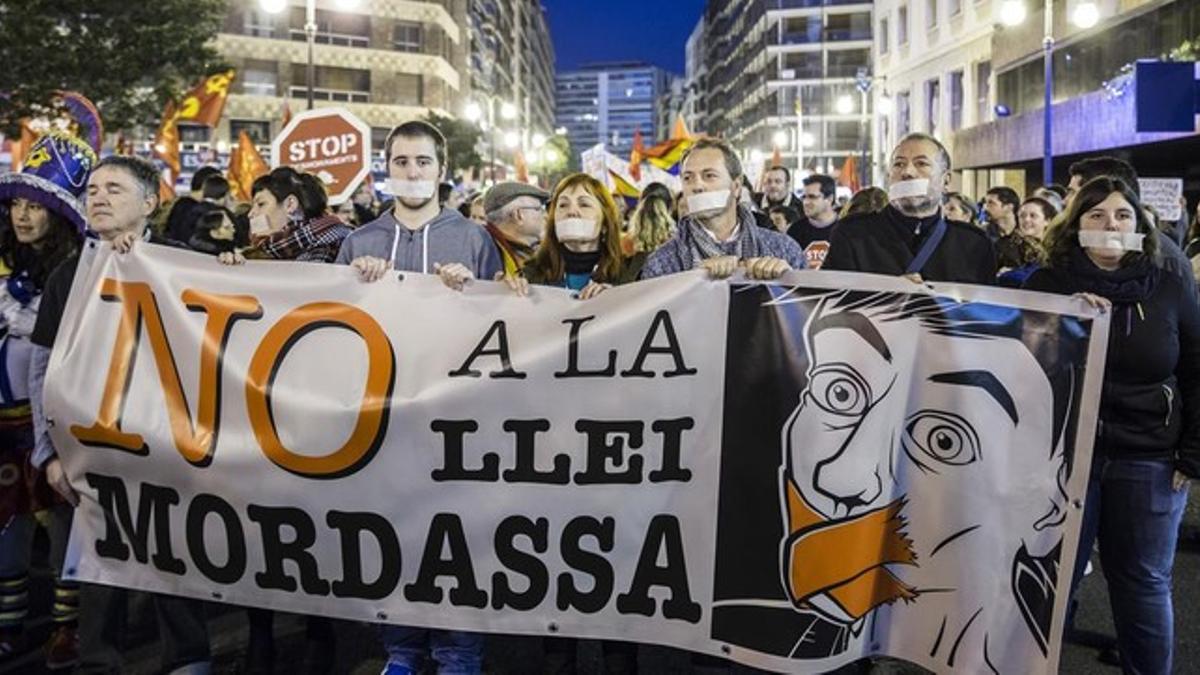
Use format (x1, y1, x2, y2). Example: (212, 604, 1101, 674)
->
(335, 207, 501, 279)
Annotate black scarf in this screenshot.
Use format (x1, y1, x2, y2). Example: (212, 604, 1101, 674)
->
(562, 248, 602, 276)
(1066, 246, 1159, 304)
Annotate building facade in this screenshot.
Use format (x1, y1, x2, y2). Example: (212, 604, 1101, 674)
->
(466, 0, 556, 148)
(953, 0, 1200, 195)
(701, 0, 874, 181)
(213, 0, 469, 158)
(682, 17, 708, 135)
(556, 62, 672, 162)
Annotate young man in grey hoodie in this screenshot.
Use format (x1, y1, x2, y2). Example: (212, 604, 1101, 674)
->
(335, 121, 500, 291)
(334, 120, 498, 675)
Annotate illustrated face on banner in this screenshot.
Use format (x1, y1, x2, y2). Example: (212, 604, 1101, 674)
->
(779, 290, 1072, 667)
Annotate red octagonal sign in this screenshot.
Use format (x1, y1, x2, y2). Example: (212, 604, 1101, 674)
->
(271, 107, 371, 205)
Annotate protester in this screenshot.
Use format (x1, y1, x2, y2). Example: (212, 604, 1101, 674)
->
(786, 174, 838, 269)
(351, 180, 379, 225)
(200, 174, 234, 211)
(767, 204, 801, 233)
(520, 173, 643, 296)
(165, 165, 221, 242)
(1066, 156, 1196, 296)
(0, 131, 89, 670)
(464, 193, 486, 224)
(335, 120, 499, 675)
(482, 181, 548, 277)
(627, 182, 677, 255)
(839, 186, 889, 219)
(187, 207, 241, 255)
(983, 186, 1020, 241)
(334, 198, 360, 227)
(942, 191, 979, 227)
(28, 155, 212, 674)
(1024, 176, 1200, 675)
(221, 167, 351, 264)
(1019, 196, 1059, 241)
(758, 165, 799, 211)
(640, 138, 805, 280)
(823, 133, 996, 284)
(1032, 185, 1066, 216)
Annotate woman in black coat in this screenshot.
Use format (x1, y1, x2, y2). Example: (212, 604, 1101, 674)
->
(1023, 176, 1200, 675)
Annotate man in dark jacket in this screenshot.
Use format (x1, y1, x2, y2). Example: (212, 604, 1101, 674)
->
(824, 133, 996, 285)
(165, 165, 221, 242)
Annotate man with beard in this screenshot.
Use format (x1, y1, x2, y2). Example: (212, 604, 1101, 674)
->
(640, 138, 805, 281)
(823, 133, 996, 284)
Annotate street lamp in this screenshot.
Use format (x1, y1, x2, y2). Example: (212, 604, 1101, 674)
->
(1002, 0, 1101, 183)
(835, 95, 854, 115)
(772, 130, 789, 148)
(500, 102, 518, 121)
(465, 96, 516, 183)
(532, 132, 547, 148)
(259, 0, 362, 111)
(503, 131, 520, 149)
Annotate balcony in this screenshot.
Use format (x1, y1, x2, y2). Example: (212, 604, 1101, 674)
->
(289, 28, 370, 49)
(288, 85, 369, 104)
(825, 29, 872, 42)
(770, 0, 872, 7)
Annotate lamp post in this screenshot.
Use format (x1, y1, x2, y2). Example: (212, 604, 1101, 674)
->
(259, 0, 362, 111)
(464, 97, 517, 184)
(1001, 0, 1100, 184)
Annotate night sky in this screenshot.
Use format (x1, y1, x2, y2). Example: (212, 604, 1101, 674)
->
(542, 0, 706, 75)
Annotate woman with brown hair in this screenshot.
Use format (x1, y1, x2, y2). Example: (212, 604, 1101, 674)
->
(1024, 176, 1199, 674)
(523, 173, 643, 298)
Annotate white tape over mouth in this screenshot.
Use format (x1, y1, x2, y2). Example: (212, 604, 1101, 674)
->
(555, 217, 597, 242)
(385, 179, 437, 199)
(1079, 230, 1145, 253)
(888, 179, 931, 200)
(686, 190, 731, 215)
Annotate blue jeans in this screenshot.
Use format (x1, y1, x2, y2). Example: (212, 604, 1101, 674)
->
(1068, 458, 1186, 675)
(378, 625, 482, 674)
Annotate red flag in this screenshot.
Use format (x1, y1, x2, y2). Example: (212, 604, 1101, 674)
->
(158, 174, 176, 206)
(771, 147, 783, 168)
(838, 156, 861, 193)
(629, 130, 645, 182)
(153, 100, 181, 181)
(227, 130, 269, 201)
(281, 99, 293, 129)
(176, 70, 237, 127)
(514, 149, 529, 184)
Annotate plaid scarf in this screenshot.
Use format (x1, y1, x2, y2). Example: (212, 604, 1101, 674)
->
(683, 204, 759, 267)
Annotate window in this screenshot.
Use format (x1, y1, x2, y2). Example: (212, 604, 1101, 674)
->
(241, 60, 277, 97)
(229, 120, 270, 145)
(393, 21, 422, 52)
(243, 10, 274, 38)
(879, 18, 890, 55)
(975, 60, 992, 123)
(925, 77, 940, 136)
(897, 91, 911, 136)
(393, 73, 422, 105)
(949, 70, 964, 131)
(179, 124, 209, 143)
(949, 0, 963, 16)
(290, 65, 370, 103)
(926, 0, 938, 28)
(898, 6, 909, 45)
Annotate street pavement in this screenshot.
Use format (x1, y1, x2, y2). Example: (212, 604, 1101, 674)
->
(4, 488, 1199, 674)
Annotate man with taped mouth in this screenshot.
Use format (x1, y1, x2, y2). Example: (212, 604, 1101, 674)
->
(823, 133, 997, 285)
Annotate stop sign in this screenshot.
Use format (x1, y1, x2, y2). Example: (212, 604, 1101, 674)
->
(271, 107, 370, 204)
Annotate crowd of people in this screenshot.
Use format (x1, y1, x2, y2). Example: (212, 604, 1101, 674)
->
(0, 115, 1197, 675)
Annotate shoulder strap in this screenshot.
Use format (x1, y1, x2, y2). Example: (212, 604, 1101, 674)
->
(906, 217, 948, 275)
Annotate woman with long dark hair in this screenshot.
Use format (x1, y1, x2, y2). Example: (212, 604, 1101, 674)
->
(0, 129, 91, 669)
(1024, 177, 1200, 674)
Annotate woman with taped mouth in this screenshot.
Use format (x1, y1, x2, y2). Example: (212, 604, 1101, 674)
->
(1023, 176, 1200, 675)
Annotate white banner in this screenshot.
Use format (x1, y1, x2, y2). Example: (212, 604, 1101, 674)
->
(46, 243, 1107, 674)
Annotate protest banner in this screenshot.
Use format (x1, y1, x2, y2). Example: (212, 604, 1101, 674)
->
(46, 243, 1107, 673)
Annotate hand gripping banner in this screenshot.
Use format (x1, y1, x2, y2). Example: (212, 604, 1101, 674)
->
(45, 243, 1108, 674)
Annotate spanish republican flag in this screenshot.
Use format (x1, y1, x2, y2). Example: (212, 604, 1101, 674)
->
(228, 130, 269, 202)
(514, 149, 529, 183)
(176, 70, 237, 127)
